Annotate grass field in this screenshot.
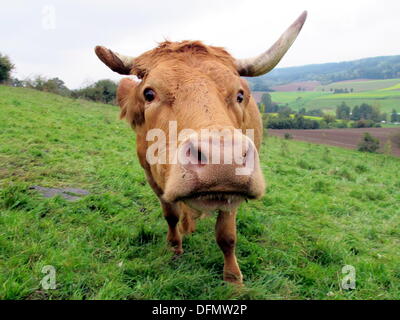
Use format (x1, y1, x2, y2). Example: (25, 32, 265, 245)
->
(380, 83, 400, 91)
(1, 86, 400, 300)
(268, 91, 329, 111)
(262, 79, 400, 114)
(317, 79, 400, 93)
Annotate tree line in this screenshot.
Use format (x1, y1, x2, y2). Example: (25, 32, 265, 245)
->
(0, 52, 117, 105)
(336, 101, 399, 123)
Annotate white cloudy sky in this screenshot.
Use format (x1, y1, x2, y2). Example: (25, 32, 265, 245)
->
(1, 0, 399, 89)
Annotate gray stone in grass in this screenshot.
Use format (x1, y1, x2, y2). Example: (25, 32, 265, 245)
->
(30, 186, 90, 202)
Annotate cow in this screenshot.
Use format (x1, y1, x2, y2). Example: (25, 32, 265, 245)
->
(95, 11, 307, 284)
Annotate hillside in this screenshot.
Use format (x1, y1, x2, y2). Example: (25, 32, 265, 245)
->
(248, 55, 400, 91)
(1, 86, 400, 300)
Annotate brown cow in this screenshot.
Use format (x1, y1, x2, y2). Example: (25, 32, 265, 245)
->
(95, 12, 307, 284)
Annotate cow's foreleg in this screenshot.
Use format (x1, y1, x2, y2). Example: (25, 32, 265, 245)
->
(215, 210, 243, 284)
(162, 202, 183, 255)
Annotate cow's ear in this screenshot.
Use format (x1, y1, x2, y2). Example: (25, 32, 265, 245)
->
(117, 78, 136, 108)
(118, 78, 145, 127)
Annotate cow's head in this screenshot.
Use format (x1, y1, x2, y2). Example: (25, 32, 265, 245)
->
(95, 12, 307, 212)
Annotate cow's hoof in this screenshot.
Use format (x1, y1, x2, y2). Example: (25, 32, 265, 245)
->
(171, 247, 184, 256)
(223, 271, 243, 285)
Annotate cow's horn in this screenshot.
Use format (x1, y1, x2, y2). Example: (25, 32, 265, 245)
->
(94, 46, 135, 75)
(235, 11, 307, 77)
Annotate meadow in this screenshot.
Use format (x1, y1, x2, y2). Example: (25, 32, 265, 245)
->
(260, 78, 400, 114)
(1, 86, 399, 300)
(317, 79, 400, 93)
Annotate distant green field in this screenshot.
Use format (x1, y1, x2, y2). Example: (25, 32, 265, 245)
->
(270, 92, 330, 111)
(265, 79, 400, 114)
(1, 86, 400, 300)
(317, 90, 400, 100)
(317, 79, 400, 92)
(380, 83, 400, 91)
(269, 91, 328, 103)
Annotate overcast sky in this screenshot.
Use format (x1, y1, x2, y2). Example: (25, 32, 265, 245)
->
(2, 0, 399, 89)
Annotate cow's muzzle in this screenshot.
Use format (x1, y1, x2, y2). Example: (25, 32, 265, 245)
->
(163, 130, 265, 212)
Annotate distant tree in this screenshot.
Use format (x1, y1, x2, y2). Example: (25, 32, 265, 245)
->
(334, 88, 346, 94)
(22, 75, 71, 96)
(0, 53, 14, 83)
(323, 114, 336, 124)
(266, 115, 320, 129)
(73, 79, 117, 104)
(338, 102, 384, 123)
(358, 132, 380, 153)
(95, 79, 117, 104)
(10, 77, 24, 87)
(278, 106, 292, 118)
(250, 78, 274, 92)
(372, 106, 384, 122)
(359, 103, 373, 120)
(43, 77, 70, 96)
(271, 102, 279, 113)
(258, 103, 265, 113)
(261, 93, 273, 113)
(351, 119, 375, 128)
(299, 107, 306, 115)
(24, 75, 47, 90)
(336, 102, 350, 120)
(351, 105, 361, 120)
(391, 109, 399, 123)
(293, 114, 305, 128)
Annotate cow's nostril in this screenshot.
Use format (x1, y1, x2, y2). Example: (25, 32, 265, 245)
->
(197, 149, 207, 164)
(186, 143, 207, 165)
(240, 143, 255, 167)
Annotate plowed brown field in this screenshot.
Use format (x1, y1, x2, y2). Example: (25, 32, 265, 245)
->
(268, 128, 400, 157)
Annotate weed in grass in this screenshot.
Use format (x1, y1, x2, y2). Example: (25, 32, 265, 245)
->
(322, 148, 332, 164)
(280, 140, 289, 156)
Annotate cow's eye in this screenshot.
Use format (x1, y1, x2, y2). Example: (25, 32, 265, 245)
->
(144, 88, 156, 102)
(237, 91, 244, 103)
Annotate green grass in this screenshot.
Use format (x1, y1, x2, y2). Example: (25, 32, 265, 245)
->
(270, 92, 329, 111)
(1, 85, 400, 300)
